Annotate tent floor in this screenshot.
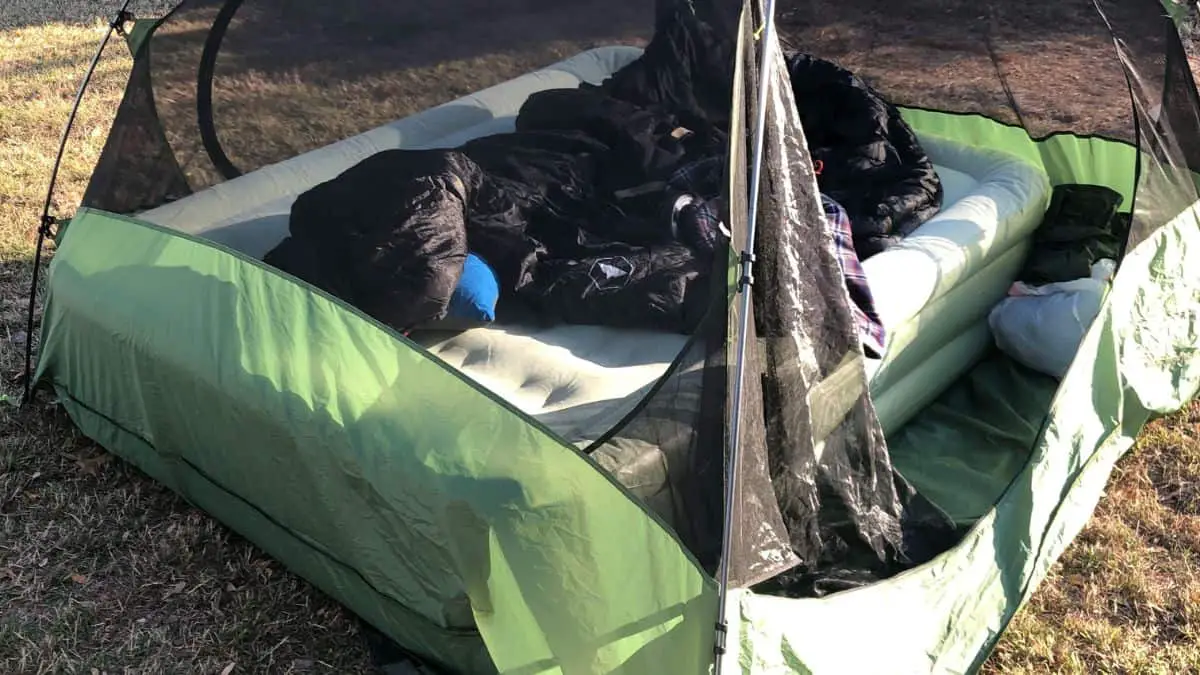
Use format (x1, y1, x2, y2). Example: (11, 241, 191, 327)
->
(889, 347, 1060, 525)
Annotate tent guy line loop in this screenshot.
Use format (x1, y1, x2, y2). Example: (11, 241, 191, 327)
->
(112, 9, 134, 36)
(22, 0, 135, 405)
(738, 250, 756, 291)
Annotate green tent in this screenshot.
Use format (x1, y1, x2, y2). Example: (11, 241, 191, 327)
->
(20, 0, 1200, 672)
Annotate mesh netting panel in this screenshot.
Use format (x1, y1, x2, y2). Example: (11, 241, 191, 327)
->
(774, 0, 1200, 246)
(580, 306, 730, 573)
(1096, 0, 1200, 249)
(85, 0, 657, 210)
(729, 0, 960, 596)
(1155, 4, 1200, 173)
(777, 0, 1155, 141)
(722, 3, 806, 589)
(81, 51, 193, 213)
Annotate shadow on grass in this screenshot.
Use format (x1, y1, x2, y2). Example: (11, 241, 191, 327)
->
(0, 251, 42, 403)
(77, 0, 1173, 216)
(0, 245, 380, 672)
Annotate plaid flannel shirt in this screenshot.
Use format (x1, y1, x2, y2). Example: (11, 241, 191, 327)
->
(667, 157, 731, 256)
(666, 158, 886, 357)
(822, 194, 886, 358)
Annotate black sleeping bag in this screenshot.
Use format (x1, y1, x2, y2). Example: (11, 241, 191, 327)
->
(520, 243, 713, 333)
(585, 1, 736, 135)
(264, 101, 721, 334)
(514, 87, 725, 195)
(262, 149, 477, 332)
(591, 3, 943, 261)
(264, 10, 944, 334)
(784, 53, 944, 260)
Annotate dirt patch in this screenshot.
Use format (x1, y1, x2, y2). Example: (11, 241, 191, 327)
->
(142, 0, 655, 190)
(777, 0, 1168, 140)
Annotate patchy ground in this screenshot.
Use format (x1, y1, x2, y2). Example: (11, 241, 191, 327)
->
(0, 16, 374, 674)
(1, 1, 1199, 673)
(982, 406, 1200, 674)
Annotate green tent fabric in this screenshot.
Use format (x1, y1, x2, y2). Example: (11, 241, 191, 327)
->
(721, 200, 1200, 674)
(37, 208, 718, 674)
(21, 0, 1200, 673)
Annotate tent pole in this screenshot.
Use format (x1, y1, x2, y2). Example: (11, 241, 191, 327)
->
(713, 0, 778, 669)
(21, 1, 134, 404)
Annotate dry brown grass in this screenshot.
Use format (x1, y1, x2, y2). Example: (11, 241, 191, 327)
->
(144, 1, 652, 190)
(983, 406, 1200, 674)
(0, 20, 374, 674)
(1, 4, 1199, 674)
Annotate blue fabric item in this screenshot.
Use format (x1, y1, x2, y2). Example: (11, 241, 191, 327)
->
(446, 253, 500, 321)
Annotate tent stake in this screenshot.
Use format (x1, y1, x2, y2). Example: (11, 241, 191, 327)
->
(21, 2, 133, 404)
(714, 0, 778, 671)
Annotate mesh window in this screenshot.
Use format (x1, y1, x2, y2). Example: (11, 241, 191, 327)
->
(778, 0, 1148, 140)
(1097, 0, 1200, 249)
(776, 0, 1200, 246)
(85, 0, 657, 210)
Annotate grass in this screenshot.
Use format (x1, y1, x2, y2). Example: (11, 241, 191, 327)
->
(982, 407, 1200, 674)
(0, 20, 375, 674)
(1, 5, 1199, 674)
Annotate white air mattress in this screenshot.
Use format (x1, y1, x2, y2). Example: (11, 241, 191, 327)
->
(410, 324, 690, 446)
(136, 46, 1052, 438)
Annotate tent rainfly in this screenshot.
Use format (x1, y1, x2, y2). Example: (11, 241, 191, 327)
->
(21, 0, 1200, 672)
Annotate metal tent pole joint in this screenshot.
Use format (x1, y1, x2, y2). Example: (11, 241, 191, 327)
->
(714, 620, 729, 656)
(737, 250, 756, 291)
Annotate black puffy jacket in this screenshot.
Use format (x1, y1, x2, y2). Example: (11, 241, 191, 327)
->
(264, 96, 718, 335)
(785, 53, 944, 260)
(263, 149, 477, 332)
